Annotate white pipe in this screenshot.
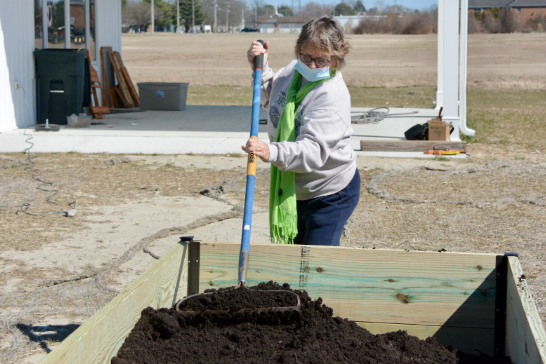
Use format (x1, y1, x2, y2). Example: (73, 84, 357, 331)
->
(459, 0, 475, 136)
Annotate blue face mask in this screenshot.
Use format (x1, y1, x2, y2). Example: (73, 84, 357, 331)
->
(295, 59, 331, 82)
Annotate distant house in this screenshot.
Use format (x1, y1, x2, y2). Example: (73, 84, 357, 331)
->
(468, 0, 546, 22)
(508, 0, 546, 21)
(257, 15, 313, 33)
(468, 0, 512, 11)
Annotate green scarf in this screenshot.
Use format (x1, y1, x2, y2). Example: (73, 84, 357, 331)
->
(269, 69, 333, 244)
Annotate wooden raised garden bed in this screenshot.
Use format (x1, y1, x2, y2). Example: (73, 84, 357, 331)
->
(39, 237, 546, 364)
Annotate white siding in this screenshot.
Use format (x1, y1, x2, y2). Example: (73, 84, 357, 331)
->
(0, 0, 121, 132)
(0, 0, 36, 131)
(94, 0, 122, 78)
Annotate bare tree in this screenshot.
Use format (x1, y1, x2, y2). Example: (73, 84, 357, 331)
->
(373, 1, 385, 12)
(123, 2, 165, 30)
(201, 0, 249, 31)
(467, 13, 484, 33)
(500, 8, 518, 33)
(354, 8, 438, 34)
(298, 1, 334, 17)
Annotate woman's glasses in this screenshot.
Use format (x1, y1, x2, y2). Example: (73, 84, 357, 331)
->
(299, 53, 332, 68)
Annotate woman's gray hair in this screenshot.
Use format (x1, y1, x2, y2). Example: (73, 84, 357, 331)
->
(295, 16, 350, 69)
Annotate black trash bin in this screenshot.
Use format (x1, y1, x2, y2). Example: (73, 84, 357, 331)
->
(34, 49, 88, 125)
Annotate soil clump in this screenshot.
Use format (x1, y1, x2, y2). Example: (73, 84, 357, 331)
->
(112, 282, 511, 364)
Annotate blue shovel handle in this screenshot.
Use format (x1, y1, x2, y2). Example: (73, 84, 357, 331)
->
(238, 40, 265, 285)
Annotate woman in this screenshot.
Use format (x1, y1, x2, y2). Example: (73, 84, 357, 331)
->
(243, 16, 360, 246)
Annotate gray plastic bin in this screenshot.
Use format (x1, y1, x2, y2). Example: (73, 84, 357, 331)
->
(137, 82, 189, 111)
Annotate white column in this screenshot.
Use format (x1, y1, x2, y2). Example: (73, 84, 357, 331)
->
(85, 0, 90, 53)
(440, 0, 460, 140)
(436, 0, 444, 109)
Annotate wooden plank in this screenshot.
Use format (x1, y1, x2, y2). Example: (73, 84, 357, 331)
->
(360, 140, 467, 152)
(358, 322, 494, 356)
(505, 256, 546, 364)
(39, 241, 189, 364)
(116, 53, 141, 107)
(112, 86, 130, 109)
(108, 51, 134, 108)
(198, 243, 498, 328)
(100, 47, 114, 108)
(120, 67, 140, 107)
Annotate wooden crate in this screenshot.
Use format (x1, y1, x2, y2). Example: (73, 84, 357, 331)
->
(39, 239, 546, 364)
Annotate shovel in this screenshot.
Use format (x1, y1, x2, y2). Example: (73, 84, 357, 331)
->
(176, 40, 300, 315)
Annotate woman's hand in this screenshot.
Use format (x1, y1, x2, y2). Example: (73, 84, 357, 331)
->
(247, 40, 269, 70)
(241, 138, 270, 162)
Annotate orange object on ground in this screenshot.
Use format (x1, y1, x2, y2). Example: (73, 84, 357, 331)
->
(424, 150, 465, 155)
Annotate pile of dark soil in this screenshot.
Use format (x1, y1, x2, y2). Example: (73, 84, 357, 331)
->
(112, 282, 512, 364)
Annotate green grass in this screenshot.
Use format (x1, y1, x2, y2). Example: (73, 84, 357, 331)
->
(187, 85, 252, 106)
(187, 85, 546, 152)
(464, 89, 546, 151)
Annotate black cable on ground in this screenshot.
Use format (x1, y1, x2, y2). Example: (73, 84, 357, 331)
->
(17, 129, 76, 217)
(351, 107, 422, 124)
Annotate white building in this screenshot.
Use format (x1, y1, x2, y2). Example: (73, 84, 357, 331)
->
(257, 15, 314, 34)
(333, 15, 366, 33)
(0, 0, 122, 132)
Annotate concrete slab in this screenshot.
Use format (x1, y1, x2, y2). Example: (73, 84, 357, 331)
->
(0, 105, 462, 158)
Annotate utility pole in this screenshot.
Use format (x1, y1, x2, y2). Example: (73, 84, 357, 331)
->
(241, 8, 245, 29)
(151, 0, 154, 33)
(225, 3, 229, 33)
(214, 0, 217, 32)
(177, 0, 180, 33)
(192, 0, 195, 33)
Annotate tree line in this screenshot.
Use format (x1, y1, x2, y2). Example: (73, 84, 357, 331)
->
(353, 6, 545, 34)
(122, 0, 367, 32)
(122, 1, 545, 34)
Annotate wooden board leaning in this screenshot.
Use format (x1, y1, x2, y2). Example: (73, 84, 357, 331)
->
(108, 51, 134, 108)
(100, 47, 115, 108)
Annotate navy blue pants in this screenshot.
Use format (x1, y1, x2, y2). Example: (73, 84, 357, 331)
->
(294, 169, 360, 246)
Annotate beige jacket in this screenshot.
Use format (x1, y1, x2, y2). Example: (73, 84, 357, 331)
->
(260, 60, 356, 200)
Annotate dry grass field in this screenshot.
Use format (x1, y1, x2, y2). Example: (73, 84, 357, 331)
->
(123, 32, 546, 89)
(0, 33, 545, 363)
(124, 32, 546, 150)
